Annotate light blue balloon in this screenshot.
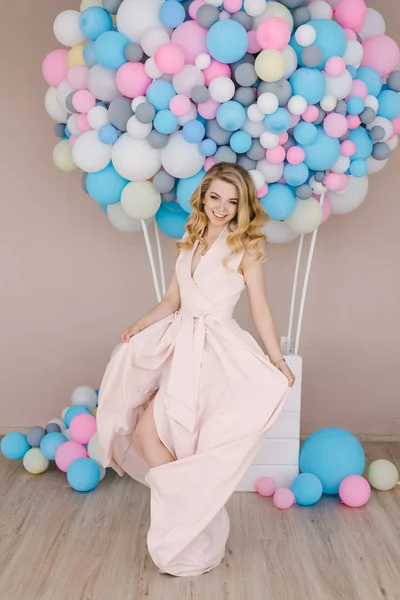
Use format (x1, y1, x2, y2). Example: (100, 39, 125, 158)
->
(87, 163, 129, 205)
(40, 432, 67, 460)
(200, 138, 217, 156)
(347, 65, 357, 79)
(284, 163, 309, 187)
(348, 127, 373, 160)
(159, 0, 185, 27)
(299, 428, 365, 495)
(83, 41, 97, 67)
(1, 432, 30, 460)
(347, 97, 365, 116)
(64, 405, 92, 428)
(290, 19, 347, 69)
(154, 109, 178, 134)
(67, 457, 101, 492)
(229, 130, 252, 153)
(377, 89, 400, 120)
(156, 203, 188, 238)
(64, 126, 71, 139)
(98, 124, 119, 144)
(290, 68, 326, 105)
(349, 158, 368, 177)
(291, 473, 323, 506)
(177, 169, 205, 213)
(356, 66, 382, 97)
(80, 7, 113, 40)
(94, 31, 129, 69)
(183, 120, 206, 143)
(294, 121, 318, 146)
(161, 200, 183, 213)
(260, 184, 296, 221)
(206, 20, 248, 64)
(216, 101, 247, 132)
(303, 127, 340, 171)
(264, 108, 291, 134)
(146, 80, 176, 111)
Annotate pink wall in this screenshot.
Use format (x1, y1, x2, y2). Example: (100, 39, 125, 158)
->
(1, 0, 399, 436)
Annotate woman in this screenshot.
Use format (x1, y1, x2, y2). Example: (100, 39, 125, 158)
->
(97, 162, 295, 577)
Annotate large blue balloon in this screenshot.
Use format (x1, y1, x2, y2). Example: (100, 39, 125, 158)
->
(83, 41, 97, 67)
(80, 7, 113, 41)
(348, 127, 373, 160)
(290, 19, 347, 69)
(260, 184, 296, 221)
(67, 457, 101, 492)
(159, 0, 185, 28)
(87, 163, 129, 205)
(377, 90, 400, 120)
(1, 432, 30, 460)
(303, 127, 340, 171)
(146, 80, 176, 111)
(290, 68, 326, 105)
(154, 109, 179, 134)
(177, 169, 205, 213)
(94, 31, 129, 70)
(299, 428, 365, 494)
(291, 473, 323, 506)
(284, 163, 309, 187)
(216, 101, 247, 132)
(264, 108, 291, 134)
(40, 432, 67, 460)
(356, 67, 382, 97)
(156, 202, 188, 238)
(206, 20, 249, 64)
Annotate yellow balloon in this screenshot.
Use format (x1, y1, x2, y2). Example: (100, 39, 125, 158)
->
(285, 199, 323, 235)
(23, 448, 49, 475)
(80, 0, 102, 11)
(255, 50, 286, 83)
(91, 407, 98, 417)
(367, 459, 399, 491)
(253, 2, 294, 30)
(68, 44, 87, 68)
(53, 140, 77, 172)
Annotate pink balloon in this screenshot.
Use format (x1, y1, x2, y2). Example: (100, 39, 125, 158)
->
(223, 0, 242, 13)
(302, 105, 319, 123)
(116, 62, 151, 99)
(325, 56, 346, 77)
(155, 43, 186, 75)
(257, 183, 268, 198)
(325, 172, 347, 191)
(349, 79, 368, 99)
(198, 98, 220, 120)
(67, 66, 89, 91)
(171, 21, 208, 65)
(76, 114, 91, 133)
(347, 114, 361, 130)
(42, 49, 68, 87)
(70, 414, 97, 444)
(72, 90, 96, 113)
(339, 475, 371, 508)
(334, 0, 367, 32)
(266, 146, 286, 164)
(256, 476, 277, 497)
(257, 17, 291, 51)
(273, 488, 295, 509)
(323, 113, 348, 138)
(247, 30, 262, 55)
(290, 114, 300, 128)
(204, 156, 215, 171)
(341, 140, 356, 156)
(391, 116, 400, 135)
(287, 146, 305, 165)
(55, 440, 87, 472)
(279, 132, 289, 145)
(321, 195, 331, 224)
(170, 94, 192, 116)
(344, 28, 357, 40)
(202, 59, 231, 86)
(361, 35, 400, 77)
(188, 0, 205, 19)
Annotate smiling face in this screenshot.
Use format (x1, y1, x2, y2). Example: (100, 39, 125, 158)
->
(202, 178, 239, 228)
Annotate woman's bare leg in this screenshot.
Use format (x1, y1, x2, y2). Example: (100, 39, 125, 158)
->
(135, 396, 175, 468)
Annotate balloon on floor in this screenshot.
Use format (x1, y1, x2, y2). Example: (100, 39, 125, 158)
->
(43, 0, 400, 242)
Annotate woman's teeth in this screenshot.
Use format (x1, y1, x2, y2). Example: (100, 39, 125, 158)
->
(213, 211, 226, 218)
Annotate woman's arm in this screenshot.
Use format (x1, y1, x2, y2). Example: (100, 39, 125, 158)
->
(121, 273, 181, 342)
(241, 251, 295, 386)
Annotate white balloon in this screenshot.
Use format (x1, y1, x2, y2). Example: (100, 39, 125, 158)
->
(117, 0, 164, 43)
(260, 131, 279, 150)
(108, 203, 144, 232)
(88, 432, 101, 463)
(285, 199, 323, 234)
(45, 87, 68, 122)
(387, 135, 398, 151)
(325, 70, 353, 100)
(282, 45, 298, 78)
(320, 94, 337, 112)
(366, 116, 393, 142)
(308, 0, 333, 20)
(359, 8, 386, 41)
(343, 40, 363, 68)
(244, 0, 268, 17)
(295, 24, 316, 47)
(177, 103, 198, 126)
(56, 80, 75, 112)
(364, 95, 379, 111)
(249, 169, 265, 190)
(64, 428, 73, 440)
(327, 175, 369, 214)
(87, 64, 120, 102)
(67, 114, 80, 136)
(325, 0, 340, 6)
(195, 54, 211, 70)
(72, 131, 112, 172)
(247, 103, 265, 123)
(257, 92, 279, 115)
(87, 105, 109, 130)
(141, 26, 170, 57)
(53, 140, 77, 172)
(53, 10, 86, 46)
(310, 177, 326, 195)
(61, 407, 69, 420)
(205, 0, 224, 6)
(253, 2, 293, 30)
(366, 155, 388, 174)
(161, 131, 205, 178)
(47, 418, 67, 432)
(262, 220, 299, 244)
(219, 9, 231, 19)
(209, 76, 235, 103)
(172, 65, 205, 96)
(127, 116, 152, 139)
(287, 95, 307, 115)
(131, 96, 147, 111)
(145, 57, 163, 79)
(242, 119, 266, 138)
(121, 181, 161, 219)
(71, 386, 98, 409)
(112, 134, 162, 181)
(256, 157, 284, 183)
(331, 155, 350, 173)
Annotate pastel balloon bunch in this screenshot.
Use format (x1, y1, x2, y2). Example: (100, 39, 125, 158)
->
(43, 0, 400, 243)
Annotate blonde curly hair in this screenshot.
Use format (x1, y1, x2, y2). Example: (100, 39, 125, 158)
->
(176, 162, 269, 263)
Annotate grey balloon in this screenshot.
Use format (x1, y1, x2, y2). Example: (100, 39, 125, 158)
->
(108, 97, 133, 132)
(27, 426, 45, 448)
(258, 79, 292, 107)
(338, 131, 350, 142)
(196, 5, 219, 28)
(81, 172, 88, 194)
(235, 63, 257, 87)
(124, 43, 143, 62)
(370, 126, 385, 142)
(153, 171, 175, 194)
(293, 7, 311, 27)
(148, 130, 169, 149)
(231, 12, 253, 31)
(387, 70, 400, 92)
(53, 123, 66, 138)
(237, 156, 256, 171)
(215, 146, 237, 164)
(65, 92, 77, 114)
(336, 100, 347, 116)
(102, 0, 123, 13)
(314, 107, 326, 126)
(247, 140, 265, 161)
(296, 184, 312, 199)
(161, 190, 177, 202)
(191, 85, 210, 104)
(234, 87, 256, 107)
(359, 107, 376, 125)
(282, 136, 296, 151)
(314, 171, 325, 183)
(46, 423, 61, 434)
(356, 33, 362, 44)
(372, 142, 390, 160)
(135, 102, 156, 124)
(302, 46, 323, 68)
(206, 119, 231, 146)
(279, 0, 308, 7)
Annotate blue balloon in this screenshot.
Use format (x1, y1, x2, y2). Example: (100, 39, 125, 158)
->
(347, 66, 357, 79)
(80, 7, 113, 40)
(64, 405, 92, 428)
(67, 457, 101, 492)
(177, 169, 205, 213)
(206, 20, 248, 64)
(216, 101, 246, 132)
(40, 432, 67, 460)
(162, 200, 183, 213)
(1, 432, 30, 460)
(294, 121, 318, 146)
(146, 80, 176, 111)
(156, 202, 188, 238)
(64, 125, 71, 139)
(260, 184, 296, 221)
(290, 68, 326, 105)
(303, 127, 340, 171)
(200, 138, 217, 157)
(348, 127, 373, 160)
(356, 66, 382, 97)
(154, 109, 179, 134)
(299, 428, 365, 495)
(98, 124, 119, 144)
(350, 158, 368, 177)
(94, 31, 129, 69)
(159, 0, 185, 28)
(83, 41, 97, 67)
(264, 108, 291, 134)
(377, 90, 400, 120)
(291, 473, 323, 506)
(347, 97, 365, 116)
(290, 19, 347, 69)
(183, 120, 206, 143)
(229, 130, 252, 153)
(87, 163, 129, 205)
(284, 163, 309, 187)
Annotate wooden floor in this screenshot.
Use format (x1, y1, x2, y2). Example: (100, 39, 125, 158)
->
(0, 443, 399, 600)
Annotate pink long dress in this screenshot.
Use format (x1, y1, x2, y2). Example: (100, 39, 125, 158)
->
(96, 224, 289, 577)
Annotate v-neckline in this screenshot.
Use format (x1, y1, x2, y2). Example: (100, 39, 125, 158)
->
(189, 224, 227, 281)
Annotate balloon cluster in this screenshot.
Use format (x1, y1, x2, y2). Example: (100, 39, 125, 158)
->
(43, 0, 400, 243)
(0, 386, 104, 492)
(256, 428, 400, 508)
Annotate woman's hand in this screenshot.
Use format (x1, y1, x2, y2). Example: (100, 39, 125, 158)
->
(121, 322, 142, 343)
(276, 360, 295, 387)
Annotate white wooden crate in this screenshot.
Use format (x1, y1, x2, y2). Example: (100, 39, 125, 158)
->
(236, 354, 302, 492)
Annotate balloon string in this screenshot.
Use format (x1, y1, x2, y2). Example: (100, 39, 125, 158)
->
(141, 219, 162, 303)
(154, 219, 166, 297)
(287, 234, 304, 354)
